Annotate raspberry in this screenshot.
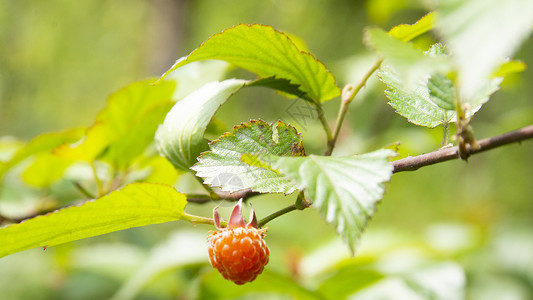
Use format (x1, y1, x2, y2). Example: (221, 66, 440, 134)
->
(208, 199, 270, 285)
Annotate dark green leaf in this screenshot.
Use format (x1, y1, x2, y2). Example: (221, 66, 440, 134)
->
(157, 24, 340, 102)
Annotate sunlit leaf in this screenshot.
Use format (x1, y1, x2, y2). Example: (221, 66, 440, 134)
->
(0, 183, 187, 258)
(21, 153, 73, 188)
(157, 24, 340, 102)
(155, 79, 247, 171)
(492, 60, 527, 77)
(55, 80, 176, 168)
(436, 0, 533, 101)
(102, 101, 174, 169)
(267, 149, 395, 253)
(192, 120, 304, 193)
(388, 12, 436, 42)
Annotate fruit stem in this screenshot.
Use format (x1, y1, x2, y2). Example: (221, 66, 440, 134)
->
(257, 204, 298, 228)
(182, 212, 227, 227)
(257, 193, 310, 227)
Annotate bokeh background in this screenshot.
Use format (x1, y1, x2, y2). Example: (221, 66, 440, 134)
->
(1, 0, 532, 299)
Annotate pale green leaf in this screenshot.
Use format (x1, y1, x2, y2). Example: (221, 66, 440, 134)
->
(112, 230, 207, 300)
(155, 79, 247, 171)
(365, 28, 451, 92)
(270, 149, 395, 253)
(365, 27, 427, 66)
(163, 60, 231, 100)
(0, 128, 83, 180)
(388, 12, 436, 42)
(318, 266, 384, 300)
(436, 0, 533, 101)
(493, 60, 527, 77)
(157, 24, 340, 102)
(199, 269, 321, 300)
(0, 183, 187, 259)
(192, 120, 304, 193)
(55, 80, 176, 167)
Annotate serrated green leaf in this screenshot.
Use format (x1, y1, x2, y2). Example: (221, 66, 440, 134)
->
(0, 128, 83, 181)
(379, 66, 454, 128)
(428, 74, 455, 111)
(388, 12, 436, 42)
(55, 80, 176, 168)
(155, 79, 247, 171)
(436, 0, 533, 101)
(192, 120, 304, 194)
(0, 183, 187, 259)
(378, 57, 502, 128)
(269, 149, 395, 253)
(157, 24, 340, 102)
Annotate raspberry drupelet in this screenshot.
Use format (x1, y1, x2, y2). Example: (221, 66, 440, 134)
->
(207, 199, 270, 285)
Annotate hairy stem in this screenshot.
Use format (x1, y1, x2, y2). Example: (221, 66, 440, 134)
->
(182, 212, 226, 227)
(325, 59, 383, 156)
(393, 124, 533, 173)
(316, 103, 333, 148)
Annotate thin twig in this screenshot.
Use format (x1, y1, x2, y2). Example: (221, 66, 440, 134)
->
(186, 189, 260, 204)
(72, 181, 96, 199)
(393, 124, 533, 173)
(316, 103, 333, 148)
(325, 59, 383, 156)
(90, 162, 104, 197)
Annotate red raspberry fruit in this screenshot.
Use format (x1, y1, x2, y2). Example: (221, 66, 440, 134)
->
(208, 199, 269, 285)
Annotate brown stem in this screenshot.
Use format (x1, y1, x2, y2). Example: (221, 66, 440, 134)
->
(393, 124, 533, 173)
(186, 189, 260, 204)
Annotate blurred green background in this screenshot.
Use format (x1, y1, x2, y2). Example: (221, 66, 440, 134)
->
(1, 0, 532, 299)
